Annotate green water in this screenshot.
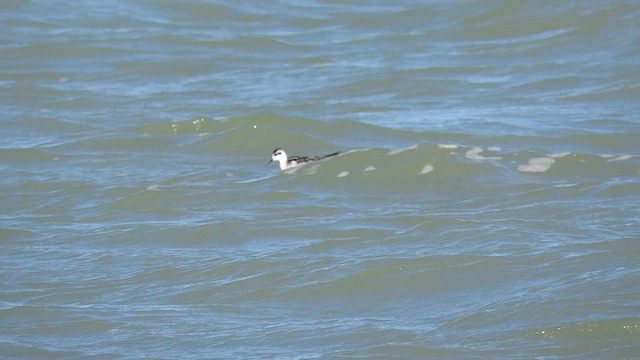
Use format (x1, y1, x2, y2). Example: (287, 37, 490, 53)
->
(1, 1, 639, 359)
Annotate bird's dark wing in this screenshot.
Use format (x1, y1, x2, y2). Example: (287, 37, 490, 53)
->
(289, 151, 340, 164)
(318, 151, 340, 160)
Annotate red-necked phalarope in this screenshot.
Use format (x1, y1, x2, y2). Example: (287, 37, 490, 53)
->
(269, 148, 340, 170)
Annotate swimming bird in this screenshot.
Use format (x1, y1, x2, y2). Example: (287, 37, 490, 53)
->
(269, 148, 340, 170)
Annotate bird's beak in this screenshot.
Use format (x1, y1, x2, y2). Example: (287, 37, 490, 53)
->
(267, 159, 273, 166)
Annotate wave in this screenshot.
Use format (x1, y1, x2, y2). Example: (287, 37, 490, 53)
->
(523, 317, 640, 342)
(39, 113, 637, 163)
(9, 114, 634, 200)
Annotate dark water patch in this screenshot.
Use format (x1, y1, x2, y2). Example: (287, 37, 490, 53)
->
(0, 228, 40, 242)
(54, 134, 175, 153)
(153, 1, 271, 23)
(568, 132, 640, 154)
(0, 342, 89, 360)
(6, 42, 133, 64)
(579, 118, 639, 133)
(0, 148, 60, 162)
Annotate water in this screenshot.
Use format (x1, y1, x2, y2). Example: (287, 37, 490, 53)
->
(1, 1, 639, 358)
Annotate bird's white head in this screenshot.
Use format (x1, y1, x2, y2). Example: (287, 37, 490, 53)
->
(270, 148, 288, 170)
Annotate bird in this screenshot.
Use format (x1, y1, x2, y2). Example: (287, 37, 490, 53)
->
(269, 148, 340, 170)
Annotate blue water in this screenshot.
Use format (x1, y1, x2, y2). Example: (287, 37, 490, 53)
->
(1, 1, 639, 359)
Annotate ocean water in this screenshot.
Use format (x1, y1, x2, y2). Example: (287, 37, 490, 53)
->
(1, 1, 639, 359)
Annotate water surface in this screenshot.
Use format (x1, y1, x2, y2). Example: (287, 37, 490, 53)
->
(1, 1, 639, 358)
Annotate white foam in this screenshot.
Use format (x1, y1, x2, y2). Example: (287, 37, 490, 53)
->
(607, 155, 632, 162)
(395, 221, 429, 235)
(192, 118, 204, 131)
(465, 147, 502, 161)
(364, 166, 376, 172)
(549, 152, 571, 158)
(344, 148, 370, 154)
(438, 144, 459, 149)
(388, 144, 418, 155)
(305, 164, 320, 175)
(487, 146, 502, 152)
(235, 174, 275, 184)
(419, 164, 434, 175)
(554, 183, 577, 188)
(146, 185, 159, 191)
(337, 171, 350, 178)
(284, 167, 301, 174)
(518, 157, 555, 173)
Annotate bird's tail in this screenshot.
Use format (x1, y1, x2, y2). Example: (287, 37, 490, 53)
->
(321, 151, 340, 159)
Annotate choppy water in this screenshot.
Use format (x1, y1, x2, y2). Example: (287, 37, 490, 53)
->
(2, 1, 639, 359)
